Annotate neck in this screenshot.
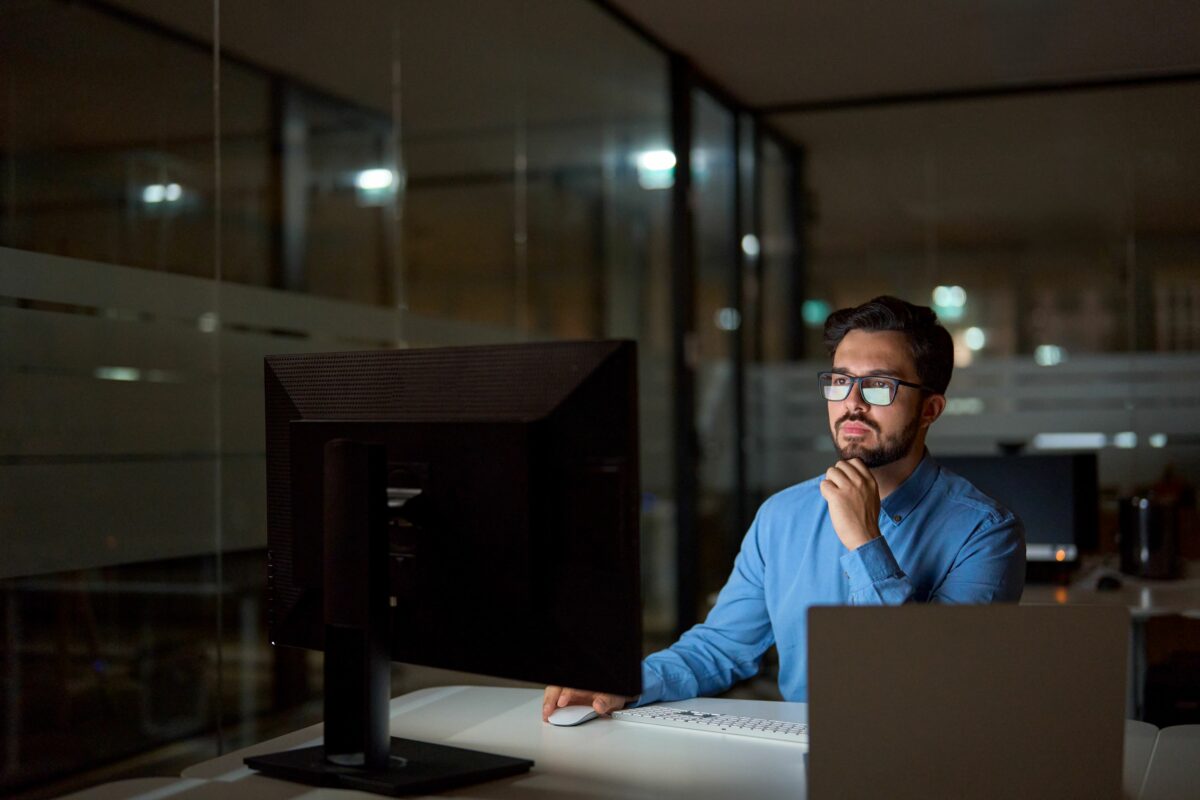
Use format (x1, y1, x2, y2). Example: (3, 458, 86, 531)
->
(871, 441, 927, 499)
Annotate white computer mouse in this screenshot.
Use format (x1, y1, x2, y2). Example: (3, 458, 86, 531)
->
(547, 704, 600, 727)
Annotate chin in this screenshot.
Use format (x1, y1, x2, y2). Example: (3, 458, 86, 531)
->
(837, 435, 871, 451)
(836, 444, 868, 461)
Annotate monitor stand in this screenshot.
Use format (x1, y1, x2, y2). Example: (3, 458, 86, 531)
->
(244, 738, 534, 796)
(245, 439, 533, 795)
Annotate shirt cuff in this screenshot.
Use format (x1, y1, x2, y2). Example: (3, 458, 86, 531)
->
(630, 664, 663, 707)
(840, 536, 904, 593)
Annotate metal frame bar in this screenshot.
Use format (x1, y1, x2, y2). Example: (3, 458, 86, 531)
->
(669, 53, 699, 636)
(786, 142, 808, 361)
(756, 69, 1200, 115)
(730, 115, 749, 556)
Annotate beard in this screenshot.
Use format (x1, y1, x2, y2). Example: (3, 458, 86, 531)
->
(832, 408, 922, 468)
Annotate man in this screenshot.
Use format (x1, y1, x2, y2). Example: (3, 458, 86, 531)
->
(543, 295, 1025, 720)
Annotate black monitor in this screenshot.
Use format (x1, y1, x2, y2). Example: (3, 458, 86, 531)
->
(937, 453, 1099, 564)
(248, 340, 642, 795)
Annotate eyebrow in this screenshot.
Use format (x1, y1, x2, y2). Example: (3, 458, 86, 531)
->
(830, 367, 907, 379)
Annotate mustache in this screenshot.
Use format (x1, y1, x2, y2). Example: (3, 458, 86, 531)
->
(837, 413, 879, 432)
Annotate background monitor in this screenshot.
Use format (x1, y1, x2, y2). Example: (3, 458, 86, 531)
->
(937, 453, 1098, 563)
(256, 340, 642, 793)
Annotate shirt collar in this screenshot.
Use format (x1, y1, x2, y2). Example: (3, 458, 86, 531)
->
(880, 449, 940, 526)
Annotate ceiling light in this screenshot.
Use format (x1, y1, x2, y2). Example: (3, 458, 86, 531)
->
(355, 169, 395, 191)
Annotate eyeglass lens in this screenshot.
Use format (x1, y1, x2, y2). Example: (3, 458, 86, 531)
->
(820, 374, 894, 405)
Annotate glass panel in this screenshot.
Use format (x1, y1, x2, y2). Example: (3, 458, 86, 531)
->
(398, 0, 674, 637)
(691, 89, 739, 611)
(758, 137, 795, 362)
(768, 84, 1200, 552)
(4, 0, 677, 793)
(0, 3, 217, 275)
(286, 89, 401, 307)
(520, 0, 674, 637)
(746, 135, 798, 520)
(398, 0, 521, 336)
(0, 1, 222, 791)
(218, 64, 273, 290)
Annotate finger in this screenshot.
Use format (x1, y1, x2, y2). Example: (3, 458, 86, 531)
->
(559, 687, 592, 707)
(542, 686, 563, 720)
(827, 464, 858, 489)
(844, 458, 873, 481)
(593, 694, 628, 715)
(845, 460, 880, 498)
(823, 467, 844, 489)
(836, 460, 868, 485)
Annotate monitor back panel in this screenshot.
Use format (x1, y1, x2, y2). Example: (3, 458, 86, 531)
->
(808, 605, 1127, 800)
(263, 340, 642, 696)
(938, 454, 1099, 558)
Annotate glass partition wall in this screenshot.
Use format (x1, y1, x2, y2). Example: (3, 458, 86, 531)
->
(1, 4, 227, 793)
(0, 1, 692, 794)
(7, 1, 1196, 795)
(763, 85, 1200, 506)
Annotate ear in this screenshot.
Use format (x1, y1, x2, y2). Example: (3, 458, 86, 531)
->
(920, 393, 946, 429)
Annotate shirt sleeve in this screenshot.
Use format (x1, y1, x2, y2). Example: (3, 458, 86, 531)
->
(840, 536, 914, 604)
(840, 513, 1026, 605)
(930, 512, 1026, 603)
(635, 513, 776, 706)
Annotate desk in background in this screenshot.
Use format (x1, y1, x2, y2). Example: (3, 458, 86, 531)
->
(1021, 575, 1200, 619)
(1022, 575, 1200, 719)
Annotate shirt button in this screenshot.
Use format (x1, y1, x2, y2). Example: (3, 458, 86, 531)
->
(893, 514, 902, 523)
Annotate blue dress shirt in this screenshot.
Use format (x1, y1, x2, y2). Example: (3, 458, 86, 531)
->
(638, 452, 1025, 704)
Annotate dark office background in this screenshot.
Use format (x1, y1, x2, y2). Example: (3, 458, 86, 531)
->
(2, 1, 1199, 796)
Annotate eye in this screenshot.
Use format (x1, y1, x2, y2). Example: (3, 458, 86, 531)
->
(863, 378, 891, 389)
(831, 375, 850, 386)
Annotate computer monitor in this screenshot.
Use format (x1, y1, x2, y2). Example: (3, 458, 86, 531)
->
(937, 453, 1099, 564)
(249, 340, 642, 794)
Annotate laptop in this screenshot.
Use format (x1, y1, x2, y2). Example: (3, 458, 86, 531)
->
(807, 605, 1128, 800)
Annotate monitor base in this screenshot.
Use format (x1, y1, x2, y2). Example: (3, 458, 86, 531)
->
(244, 737, 533, 796)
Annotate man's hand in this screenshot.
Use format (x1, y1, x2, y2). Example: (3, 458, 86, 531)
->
(819, 458, 882, 551)
(542, 685, 631, 722)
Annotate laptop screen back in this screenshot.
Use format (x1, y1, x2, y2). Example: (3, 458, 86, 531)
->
(807, 605, 1127, 800)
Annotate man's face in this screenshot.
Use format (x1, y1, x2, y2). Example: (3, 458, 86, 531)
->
(827, 329, 926, 468)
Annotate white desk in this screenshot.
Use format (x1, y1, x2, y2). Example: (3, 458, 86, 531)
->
(58, 777, 209, 800)
(1125, 720, 1161, 800)
(1138, 725, 1200, 800)
(182, 686, 805, 799)
(166, 686, 1159, 800)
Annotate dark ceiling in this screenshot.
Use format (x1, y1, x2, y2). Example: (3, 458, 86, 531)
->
(606, 0, 1200, 109)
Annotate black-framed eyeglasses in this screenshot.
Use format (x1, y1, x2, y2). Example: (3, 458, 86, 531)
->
(817, 371, 933, 407)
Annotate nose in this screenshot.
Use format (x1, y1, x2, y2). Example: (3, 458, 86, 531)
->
(842, 379, 869, 412)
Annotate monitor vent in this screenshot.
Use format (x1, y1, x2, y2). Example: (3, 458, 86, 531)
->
(266, 341, 621, 422)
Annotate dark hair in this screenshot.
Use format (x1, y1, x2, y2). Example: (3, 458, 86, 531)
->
(822, 295, 954, 395)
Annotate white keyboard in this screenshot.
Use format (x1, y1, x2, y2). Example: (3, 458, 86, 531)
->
(611, 705, 809, 745)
